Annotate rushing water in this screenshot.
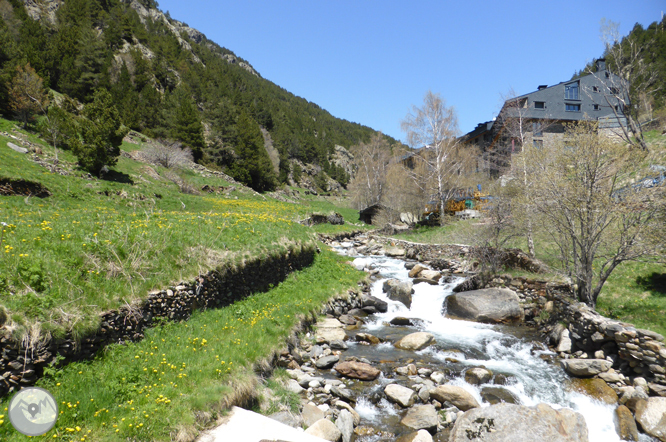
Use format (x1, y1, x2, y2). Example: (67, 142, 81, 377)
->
(334, 245, 654, 442)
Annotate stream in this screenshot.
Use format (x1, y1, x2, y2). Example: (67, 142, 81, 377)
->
(331, 241, 654, 442)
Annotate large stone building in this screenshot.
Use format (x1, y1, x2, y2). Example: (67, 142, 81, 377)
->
(463, 59, 628, 176)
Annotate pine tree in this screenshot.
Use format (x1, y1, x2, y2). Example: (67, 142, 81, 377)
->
(73, 88, 128, 175)
(171, 89, 205, 161)
(8, 63, 48, 128)
(229, 111, 278, 192)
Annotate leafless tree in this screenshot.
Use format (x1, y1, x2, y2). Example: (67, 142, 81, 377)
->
(401, 91, 469, 224)
(526, 121, 663, 308)
(143, 139, 194, 169)
(497, 89, 558, 257)
(347, 133, 392, 210)
(584, 18, 663, 151)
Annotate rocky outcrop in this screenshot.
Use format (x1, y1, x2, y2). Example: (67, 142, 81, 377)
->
(449, 403, 589, 442)
(445, 288, 524, 324)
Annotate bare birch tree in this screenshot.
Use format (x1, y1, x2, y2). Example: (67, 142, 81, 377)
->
(348, 133, 392, 210)
(401, 91, 465, 224)
(526, 122, 663, 308)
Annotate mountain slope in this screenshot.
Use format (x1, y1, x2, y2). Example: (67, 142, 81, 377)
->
(0, 0, 397, 187)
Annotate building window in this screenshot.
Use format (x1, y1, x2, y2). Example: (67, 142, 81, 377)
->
(565, 82, 579, 100)
(566, 103, 581, 112)
(610, 87, 619, 94)
(593, 86, 599, 92)
(533, 139, 543, 149)
(534, 101, 545, 109)
(593, 104, 600, 110)
(532, 122, 543, 137)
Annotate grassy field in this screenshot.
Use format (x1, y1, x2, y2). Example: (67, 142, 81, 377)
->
(0, 248, 365, 441)
(0, 119, 368, 341)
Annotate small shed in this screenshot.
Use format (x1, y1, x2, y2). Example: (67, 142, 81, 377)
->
(359, 204, 384, 225)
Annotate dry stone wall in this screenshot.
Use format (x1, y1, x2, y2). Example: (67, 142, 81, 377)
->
(476, 274, 666, 393)
(0, 242, 316, 398)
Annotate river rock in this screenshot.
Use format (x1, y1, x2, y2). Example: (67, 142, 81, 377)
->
(396, 430, 434, 442)
(464, 367, 493, 385)
(305, 418, 342, 441)
(361, 294, 388, 313)
(560, 359, 612, 377)
(566, 378, 618, 405)
(336, 409, 354, 442)
(385, 246, 406, 257)
(268, 410, 302, 428)
(385, 384, 417, 408)
(449, 403, 589, 442)
(557, 329, 572, 353)
(352, 258, 370, 270)
(400, 404, 439, 433)
(615, 405, 639, 441)
(316, 328, 347, 344)
(394, 332, 435, 351)
(302, 403, 326, 427)
(316, 355, 340, 369)
(383, 279, 414, 308)
(445, 288, 524, 324)
(334, 361, 381, 381)
(331, 386, 355, 403)
(356, 333, 381, 345)
(480, 386, 520, 404)
(419, 270, 442, 283)
(285, 379, 305, 394)
(635, 397, 666, 441)
(409, 264, 427, 278)
(390, 317, 414, 326)
(430, 385, 480, 411)
(338, 314, 358, 326)
(334, 400, 361, 426)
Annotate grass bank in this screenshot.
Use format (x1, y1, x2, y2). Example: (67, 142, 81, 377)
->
(0, 248, 364, 441)
(0, 119, 368, 341)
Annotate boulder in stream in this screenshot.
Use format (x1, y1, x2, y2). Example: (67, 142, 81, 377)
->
(430, 385, 480, 411)
(445, 288, 524, 324)
(635, 397, 666, 442)
(615, 405, 639, 442)
(384, 384, 417, 408)
(334, 361, 381, 381)
(449, 403, 589, 442)
(559, 358, 612, 377)
(394, 332, 435, 351)
(400, 404, 439, 433)
(464, 367, 493, 385)
(566, 378, 618, 405)
(360, 294, 388, 313)
(305, 417, 342, 441)
(396, 429, 434, 442)
(383, 279, 414, 308)
(480, 386, 520, 404)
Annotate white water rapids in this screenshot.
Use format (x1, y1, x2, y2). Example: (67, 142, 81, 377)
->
(335, 247, 655, 442)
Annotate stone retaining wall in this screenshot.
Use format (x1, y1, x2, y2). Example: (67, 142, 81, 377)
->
(0, 242, 317, 398)
(477, 274, 666, 392)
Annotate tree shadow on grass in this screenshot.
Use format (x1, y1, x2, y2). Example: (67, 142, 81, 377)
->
(101, 169, 134, 184)
(636, 272, 666, 297)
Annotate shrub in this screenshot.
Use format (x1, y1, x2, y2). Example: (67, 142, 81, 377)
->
(143, 139, 193, 169)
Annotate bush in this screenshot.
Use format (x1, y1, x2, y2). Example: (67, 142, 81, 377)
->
(143, 139, 193, 169)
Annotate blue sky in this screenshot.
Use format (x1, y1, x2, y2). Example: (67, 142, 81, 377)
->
(156, 0, 664, 144)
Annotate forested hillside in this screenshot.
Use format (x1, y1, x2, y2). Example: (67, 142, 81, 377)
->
(0, 0, 395, 189)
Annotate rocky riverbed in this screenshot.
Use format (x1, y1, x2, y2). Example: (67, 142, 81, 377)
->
(260, 235, 664, 442)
